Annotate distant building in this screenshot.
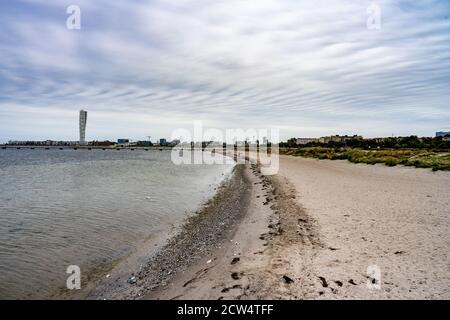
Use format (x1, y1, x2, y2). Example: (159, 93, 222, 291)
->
(79, 110, 87, 145)
(159, 138, 167, 146)
(436, 131, 450, 137)
(319, 135, 363, 143)
(90, 140, 114, 147)
(7, 140, 78, 146)
(116, 139, 130, 147)
(136, 140, 153, 147)
(296, 138, 318, 145)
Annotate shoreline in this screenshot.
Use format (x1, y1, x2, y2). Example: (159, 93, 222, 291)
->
(78, 153, 450, 300)
(47, 152, 236, 300)
(141, 161, 324, 300)
(85, 163, 251, 299)
(136, 155, 450, 300)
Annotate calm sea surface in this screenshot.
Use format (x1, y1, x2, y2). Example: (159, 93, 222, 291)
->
(0, 149, 233, 299)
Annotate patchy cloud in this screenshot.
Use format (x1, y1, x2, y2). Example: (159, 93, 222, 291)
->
(0, 0, 449, 142)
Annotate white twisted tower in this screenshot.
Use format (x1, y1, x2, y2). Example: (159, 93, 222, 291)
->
(79, 110, 87, 145)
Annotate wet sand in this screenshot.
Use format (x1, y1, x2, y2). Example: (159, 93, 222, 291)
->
(88, 164, 253, 299)
(144, 163, 275, 299)
(137, 155, 449, 300)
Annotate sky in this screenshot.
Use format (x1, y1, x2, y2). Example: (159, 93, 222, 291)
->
(0, 0, 449, 143)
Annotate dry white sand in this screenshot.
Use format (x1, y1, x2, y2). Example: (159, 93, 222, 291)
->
(276, 156, 450, 299)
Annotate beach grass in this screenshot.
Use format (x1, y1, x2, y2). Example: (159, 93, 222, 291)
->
(280, 147, 450, 171)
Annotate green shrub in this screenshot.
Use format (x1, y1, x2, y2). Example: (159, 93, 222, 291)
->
(280, 147, 449, 171)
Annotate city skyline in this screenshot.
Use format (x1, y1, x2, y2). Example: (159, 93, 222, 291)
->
(0, 1, 450, 143)
(1, 107, 449, 144)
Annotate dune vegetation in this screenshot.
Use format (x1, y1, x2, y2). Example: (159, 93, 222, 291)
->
(280, 147, 450, 171)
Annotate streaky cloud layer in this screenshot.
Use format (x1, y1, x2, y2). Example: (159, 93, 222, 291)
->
(0, 0, 449, 142)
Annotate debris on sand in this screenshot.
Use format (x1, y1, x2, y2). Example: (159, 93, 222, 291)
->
(282, 275, 294, 284)
(128, 274, 137, 284)
(318, 276, 328, 288)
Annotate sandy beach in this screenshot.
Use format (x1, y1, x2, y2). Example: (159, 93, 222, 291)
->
(90, 155, 450, 300)
(273, 156, 450, 299)
(131, 154, 450, 300)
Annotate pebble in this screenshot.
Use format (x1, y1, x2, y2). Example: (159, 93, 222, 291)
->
(128, 275, 137, 284)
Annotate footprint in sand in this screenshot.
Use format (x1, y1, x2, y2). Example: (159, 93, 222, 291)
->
(231, 272, 244, 280)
